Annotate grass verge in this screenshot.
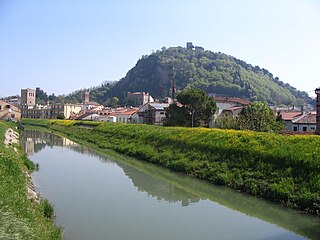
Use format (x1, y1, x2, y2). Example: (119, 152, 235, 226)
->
(0, 121, 61, 239)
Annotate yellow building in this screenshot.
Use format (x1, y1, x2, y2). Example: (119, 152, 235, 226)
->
(0, 100, 21, 121)
(21, 103, 81, 119)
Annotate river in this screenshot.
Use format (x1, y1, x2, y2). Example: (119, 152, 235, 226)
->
(21, 130, 320, 240)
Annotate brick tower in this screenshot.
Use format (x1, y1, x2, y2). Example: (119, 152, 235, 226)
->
(21, 88, 36, 106)
(83, 91, 89, 103)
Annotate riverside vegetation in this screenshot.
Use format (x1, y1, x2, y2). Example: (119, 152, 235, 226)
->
(0, 121, 61, 239)
(22, 119, 320, 215)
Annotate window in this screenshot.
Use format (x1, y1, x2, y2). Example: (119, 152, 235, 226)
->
(303, 127, 307, 132)
(11, 114, 15, 118)
(293, 126, 298, 131)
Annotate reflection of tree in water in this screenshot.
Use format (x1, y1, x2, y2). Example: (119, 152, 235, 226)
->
(120, 164, 200, 206)
(68, 144, 200, 206)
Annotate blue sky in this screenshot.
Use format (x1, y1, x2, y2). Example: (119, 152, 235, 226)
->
(0, 0, 319, 98)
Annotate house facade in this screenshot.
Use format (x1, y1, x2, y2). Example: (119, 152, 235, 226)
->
(212, 97, 250, 126)
(126, 92, 154, 107)
(21, 104, 81, 119)
(214, 97, 251, 116)
(220, 106, 243, 118)
(291, 112, 316, 132)
(116, 108, 139, 124)
(137, 103, 169, 125)
(0, 100, 21, 121)
(280, 111, 316, 132)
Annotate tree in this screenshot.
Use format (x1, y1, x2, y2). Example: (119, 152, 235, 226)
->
(164, 88, 216, 127)
(164, 103, 191, 126)
(36, 87, 48, 104)
(215, 113, 236, 129)
(104, 97, 120, 107)
(57, 114, 65, 120)
(110, 97, 120, 108)
(236, 102, 284, 132)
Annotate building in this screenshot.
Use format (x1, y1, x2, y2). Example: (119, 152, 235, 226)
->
(213, 97, 250, 123)
(214, 97, 251, 115)
(195, 46, 204, 51)
(0, 100, 21, 121)
(83, 91, 90, 103)
(186, 42, 194, 50)
(220, 106, 244, 118)
(116, 108, 139, 124)
(21, 103, 81, 119)
(280, 111, 303, 131)
(5, 97, 20, 106)
(137, 103, 169, 125)
(126, 92, 154, 107)
(21, 88, 36, 106)
(280, 110, 316, 133)
(291, 112, 316, 132)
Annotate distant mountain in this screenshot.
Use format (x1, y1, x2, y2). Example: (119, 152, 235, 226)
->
(65, 45, 312, 106)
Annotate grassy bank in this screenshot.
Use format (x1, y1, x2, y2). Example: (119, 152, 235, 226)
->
(22, 119, 320, 215)
(0, 121, 61, 239)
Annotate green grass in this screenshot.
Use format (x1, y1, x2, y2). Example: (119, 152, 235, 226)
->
(22, 118, 320, 215)
(0, 121, 61, 239)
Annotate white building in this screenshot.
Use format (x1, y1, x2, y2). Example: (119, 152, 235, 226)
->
(137, 103, 169, 125)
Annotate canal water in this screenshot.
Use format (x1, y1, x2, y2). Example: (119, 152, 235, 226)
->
(22, 130, 320, 240)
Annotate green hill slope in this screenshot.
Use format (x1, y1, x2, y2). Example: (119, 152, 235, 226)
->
(66, 46, 312, 106)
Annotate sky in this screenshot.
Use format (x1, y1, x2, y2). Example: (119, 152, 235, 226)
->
(0, 0, 319, 98)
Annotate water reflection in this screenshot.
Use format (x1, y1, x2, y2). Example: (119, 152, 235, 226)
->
(21, 130, 320, 240)
(21, 130, 78, 155)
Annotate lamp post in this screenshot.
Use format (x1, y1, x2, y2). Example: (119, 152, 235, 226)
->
(315, 88, 320, 135)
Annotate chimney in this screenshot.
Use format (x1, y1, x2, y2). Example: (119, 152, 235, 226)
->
(315, 87, 320, 134)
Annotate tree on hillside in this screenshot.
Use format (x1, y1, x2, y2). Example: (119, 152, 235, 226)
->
(110, 97, 120, 107)
(164, 88, 216, 127)
(236, 102, 284, 132)
(36, 87, 48, 104)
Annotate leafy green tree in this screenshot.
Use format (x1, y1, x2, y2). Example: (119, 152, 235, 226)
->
(236, 102, 284, 132)
(48, 94, 57, 102)
(110, 97, 120, 108)
(215, 113, 236, 129)
(57, 114, 65, 119)
(164, 88, 216, 127)
(36, 87, 48, 104)
(164, 103, 191, 126)
(104, 97, 120, 107)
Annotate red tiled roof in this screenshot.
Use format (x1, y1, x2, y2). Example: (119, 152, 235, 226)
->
(213, 97, 251, 105)
(293, 113, 316, 124)
(280, 111, 302, 121)
(116, 108, 139, 116)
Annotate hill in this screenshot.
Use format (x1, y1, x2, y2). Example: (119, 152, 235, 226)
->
(66, 45, 312, 106)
